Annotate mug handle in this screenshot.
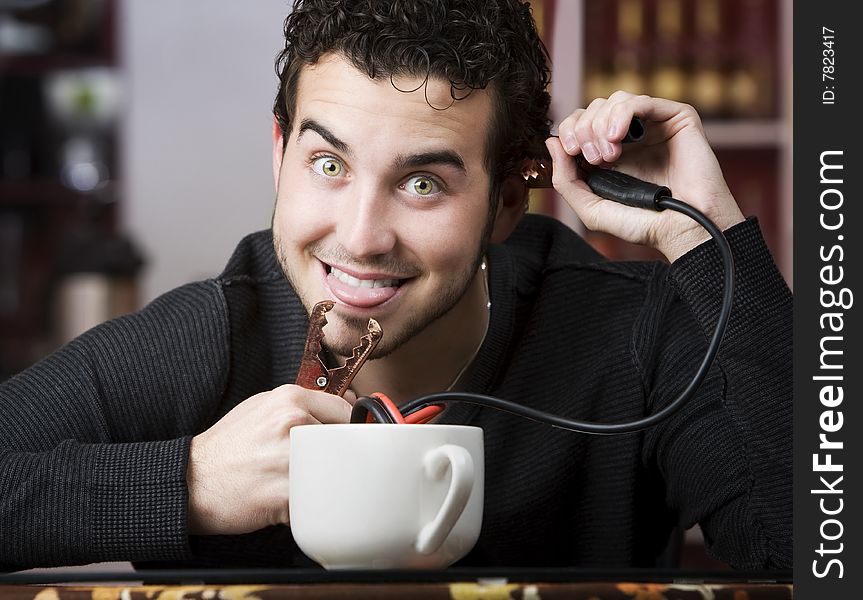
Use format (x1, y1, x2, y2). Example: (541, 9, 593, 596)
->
(414, 444, 475, 555)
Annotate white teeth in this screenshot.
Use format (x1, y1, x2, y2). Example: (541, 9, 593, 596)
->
(330, 267, 399, 289)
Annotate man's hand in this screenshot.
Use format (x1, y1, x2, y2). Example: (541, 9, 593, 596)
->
(545, 91, 745, 262)
(186, 384, 356, 535)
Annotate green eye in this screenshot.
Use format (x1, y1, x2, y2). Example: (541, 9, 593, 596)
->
(409, 175, 437, 196)
(313, 156, 343, 177)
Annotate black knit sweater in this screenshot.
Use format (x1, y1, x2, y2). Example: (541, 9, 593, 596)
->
(0, 214, 792, 571)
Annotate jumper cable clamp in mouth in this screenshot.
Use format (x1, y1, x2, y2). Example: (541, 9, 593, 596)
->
(295, 300, 382, 397)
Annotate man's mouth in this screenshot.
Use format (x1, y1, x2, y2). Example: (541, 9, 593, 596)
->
(322, 262, 412, 309)
(329, 266, 402, 289)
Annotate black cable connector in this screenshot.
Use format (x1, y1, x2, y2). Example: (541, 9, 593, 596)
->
(585, 169, 670, 211)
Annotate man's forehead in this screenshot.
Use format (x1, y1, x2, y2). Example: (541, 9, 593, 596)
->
(300, 52, 474, 101)
(293, 53, 493, 142)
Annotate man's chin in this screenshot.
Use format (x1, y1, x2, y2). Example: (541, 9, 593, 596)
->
(323, 312, 402, 360)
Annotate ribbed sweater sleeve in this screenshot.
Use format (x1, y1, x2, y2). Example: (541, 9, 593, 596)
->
(641, 218, 792, 569)
(0, 281, 230, 570)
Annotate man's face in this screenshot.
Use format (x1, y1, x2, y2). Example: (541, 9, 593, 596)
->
(272, 53, 496, 357)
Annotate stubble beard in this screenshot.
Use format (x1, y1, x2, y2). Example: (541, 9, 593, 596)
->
(273, 229, 486, 360)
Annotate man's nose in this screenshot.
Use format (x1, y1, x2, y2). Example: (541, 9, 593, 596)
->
(336, 184, 397, 258)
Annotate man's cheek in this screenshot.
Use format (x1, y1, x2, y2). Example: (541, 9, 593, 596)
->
(280, 207, 324, 246)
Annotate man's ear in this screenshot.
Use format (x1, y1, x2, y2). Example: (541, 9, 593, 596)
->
(272, 116, 285, 189)
(489, 175, 530, 243)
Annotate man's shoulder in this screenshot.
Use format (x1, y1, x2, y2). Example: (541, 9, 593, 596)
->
(218, 229, 284, 284)
(505, 213, 601, 265)
(503, 214, 659, 283)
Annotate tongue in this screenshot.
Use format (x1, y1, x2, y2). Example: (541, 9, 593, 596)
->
(327, 272, 400, 308)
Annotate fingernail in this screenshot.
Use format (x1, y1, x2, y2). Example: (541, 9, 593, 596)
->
(563, 133, 578, 153)
(582, 141, 600, 163)
(599, 139, 614, 159)
(607, 120, 622, 139)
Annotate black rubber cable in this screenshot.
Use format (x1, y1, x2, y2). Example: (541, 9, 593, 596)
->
(356, 195, 735, 434)
(351, 394, 398, 424)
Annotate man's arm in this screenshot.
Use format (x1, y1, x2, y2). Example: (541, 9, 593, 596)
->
(1, 277, 357, 570)
(641, 219, 792, 568)
(0, 282, 229, 570)
(546, 92, 791, 567)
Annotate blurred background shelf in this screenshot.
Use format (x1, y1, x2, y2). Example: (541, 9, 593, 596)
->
(703, 120, 789, 147)
(0, 178, 116, 205)
(0, 52, 114, 73)
(1, 0, 131, 378)
(2, 0, 290, 381)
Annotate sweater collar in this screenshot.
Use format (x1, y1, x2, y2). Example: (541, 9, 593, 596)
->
(435, 241, 516, 426)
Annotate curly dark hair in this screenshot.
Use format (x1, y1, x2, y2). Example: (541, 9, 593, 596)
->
(273, 0, 552, 201)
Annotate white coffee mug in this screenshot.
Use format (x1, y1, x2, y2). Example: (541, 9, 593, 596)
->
(289, 423, 484, 569)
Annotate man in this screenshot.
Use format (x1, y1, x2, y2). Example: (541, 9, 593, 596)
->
(0, 0, 791, 570)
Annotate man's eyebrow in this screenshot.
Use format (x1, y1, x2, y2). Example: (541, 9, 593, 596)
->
(297, 119, 465, 174)
(297, 119, 352, 156)
(394, 150, 466, 175)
